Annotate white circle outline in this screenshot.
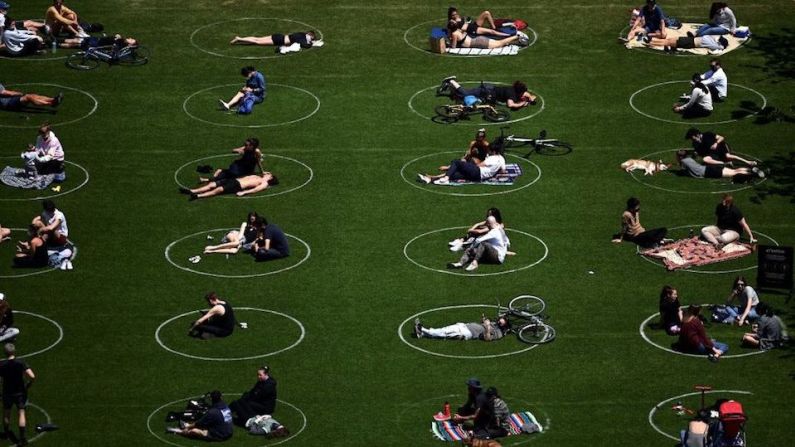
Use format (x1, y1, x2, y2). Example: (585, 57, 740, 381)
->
(190, 17, 324, 60)
(627, 149, 766, 195)
(408, 82, 545, 126)
(0, 83, 98, 129)
(648, 390, 753, 441)
(164, 228, 310, 278)
(173, 153, 313, 199)
(15, 310, 64, 359)
(398, 304, 540, 359)
(619, 24, 752, 58)
(403, 18, 538, 56)
(155, 307, 305, 361)
(629, 81, 767, 125)
(639, 306, 766, 359)
(0, 159, 89, 202)
(0, 227, 78, 278)
(403, 226, 549, 277)
(182, 83, 320, 128)
(400, 151, 541, 197)
(147, 395, 306, 447)
(636, 225, 778, 274)
(22, 403, 52, 445)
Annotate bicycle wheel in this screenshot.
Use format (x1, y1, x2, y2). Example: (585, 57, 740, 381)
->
(536, 140, 573, 156)
(518, 323, 555, 344)
(435, 105, 464, 120)
(483, 107, 510, 122)
(117, 46, 150, 66)
(66, 52, 99, 70)
(509, 295, 545, 318)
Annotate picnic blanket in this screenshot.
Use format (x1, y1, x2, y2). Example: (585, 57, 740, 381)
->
(625, 23, 749, 55)
(0, 166, 55, 190)
(431, 411, 542, 441)
(442, 163, 522, 186)
(447, 46, 520, 56)
(641, 237, 753, 271)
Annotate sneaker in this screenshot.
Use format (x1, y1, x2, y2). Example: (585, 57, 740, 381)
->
(65, 260, 73, 270)
(52, 92, 64, 107)
(441, 75, 457, 83)
(679, 94, 691, 101)
(414, 318, 423, 338)
(465, 261, 479, 271)
(752, 167, 765, 178)
(433, 177, 449, 185)
(206, 234, 213, 240)
(707, 354, 719, 363)
(165, 427, 181, 434)
(417, 174, 431, 184)
(449, 242, 464, 252)
(516, 31, 528, 40)
(59, 260, 68, 270)
(219, 99, 230, 111)
(179, 186, 191, 195)
(447, 262, 463, 269)
(188, 255, 201, 264)
(51, 185, 61, 192)
(189, 193, 198, 201)
(448, 238, 463, 247)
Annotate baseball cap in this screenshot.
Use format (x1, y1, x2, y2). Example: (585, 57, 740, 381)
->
(0, 2, 10, 10)
(465, 377, 482, 388)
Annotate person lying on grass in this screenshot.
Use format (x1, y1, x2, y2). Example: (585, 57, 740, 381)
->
(414, 314, 511, 341)
(195, 138, 263, 184)
(685, 128, 756, 167)
(0, 82, 62, 110)
(611, 197, 668, 248)
(438, 76, 537, 110)
(180, 172, 278, 201)
(676, 150, 762, 181)
(59, 33, 138, 57)
(676, 304, 728, 362)
(448, 207, 503, 252)
(448, 215, 511, 272)
(189, 292, 236, 339)
(648, 33, 729, 54)
(230, 30, 316, 48)
(203, 211, 263, 256)
(417, 144, 505, 185)
(446, 10, 528, 49)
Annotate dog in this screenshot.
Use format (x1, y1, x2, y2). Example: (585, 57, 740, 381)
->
(620, 159, 669, 176)
(462, 435, 502, 447)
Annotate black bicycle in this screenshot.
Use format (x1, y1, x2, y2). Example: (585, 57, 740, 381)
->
(497, 295, 556, 344)
(493, 127, 573, 157)
(433, 81, 511, 124)
(66, 44, 150, 70)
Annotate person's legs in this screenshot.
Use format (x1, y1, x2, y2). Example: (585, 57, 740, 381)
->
(190, 181, 219, 194)
(20, 94, 56, 107)
(196, 186, 224, 199)
(701, 226, 722, 244)
(255, 248, 288, 261)
(17, 407, 25, 444)
(475, 10, 495, 29)
(459, 243, 485, 265)
(224, 91, 246, 108)
(742, 333, 760, 347)
(446, 160, 480, 182)
(0, 328, 20, 342)
(478, 244, 501, 264)
(717, 230, 740, 244)
(191, 322, 231, 339)
(696, 25, 729, 37)
(421, 323, 472, 339)
(474, 27, 509, 38)
(230, 35, 275, 45)
(487, 35, 520, 48)
(682, 105, 711, 119)
(181, 428, 210, 439)
(630, 228, 668, 248)
(712, 340, 729, 355)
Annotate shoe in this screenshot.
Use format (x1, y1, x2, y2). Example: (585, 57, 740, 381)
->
(433, 177, 449, 185)
(179, 186, 191, 195)
(679, 94, 691, 101)
(59, 260, 68, 270)
(189, 193, 198, 201)
(65, 260, 73, 270)
(449, 242, 464, 252)
(707, 354, 719, 363)
(516, 31, 528, 40)
(687, 31, 695, 38)
(752, 167, 765, 178)
(188, 255, 201, 264)
(447, 262, 463, 269)
(465, 261, 479, 271)
(52, 92, 64, 107)
(51, 185, 61, 192)
(219, 99, 230, 111)
(441, 75, 457, 83)
(417, 174, 431, 184)
(448, 238, 463, 247)
(414, 318, 423, 338)
(165, 427, 181, 434)
(664, 45, 672, 53)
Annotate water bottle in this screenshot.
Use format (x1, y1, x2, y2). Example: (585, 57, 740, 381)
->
(689, 228, 694, 239)
(51, 40, 57, 54)
(443, 402, 451, 418)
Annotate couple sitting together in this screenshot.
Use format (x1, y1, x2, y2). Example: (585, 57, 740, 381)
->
(417, 128, 507, 186)
(447, 208, 512, 272)
(13, 199, 74, 270)
(678, 128, 764, 182)
(202, 211, 290, 262)
(445, 6, 530, 50)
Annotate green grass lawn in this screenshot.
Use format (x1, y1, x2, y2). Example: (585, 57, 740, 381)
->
(1, 1, 794, 446)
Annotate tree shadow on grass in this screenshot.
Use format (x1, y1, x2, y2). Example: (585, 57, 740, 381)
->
(731, 100, 795, 125)
(745, 28, 795, 81)
(751, 152, 795, 204)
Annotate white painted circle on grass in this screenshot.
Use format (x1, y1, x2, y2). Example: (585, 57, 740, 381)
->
(648, 390, 752, 441)
(639, 307, 766, 359)
(164, 228, 310, 278)
(155, 307, 305, 361)
(0, 228, 78, 278)
(24, 403, 52, 445)
(147, 395, 306, 447)
(403, 18, 538, 56)
(636, 225, 778, 274)
(190, 17, 323, 60)
(173, 154, 313, 199)
(398, 304, 539, 359)
(629, 81, 766, 125)
(0, 159, 89, 202)
(15, 311, 64, 359)
(182, 83, 320, 128)
(404, 227, 548, 277)
(408, 82, 545, 126)
(400, 151, 541, 197)
(0, 83, 98, 129)
(627, 149, 765, 194)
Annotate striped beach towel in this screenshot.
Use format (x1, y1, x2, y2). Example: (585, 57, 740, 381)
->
(447, 46, 520, 56)
(431, 410, 542, 441)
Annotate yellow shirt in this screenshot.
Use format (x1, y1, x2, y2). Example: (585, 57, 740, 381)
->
(45, 5, 77, 27)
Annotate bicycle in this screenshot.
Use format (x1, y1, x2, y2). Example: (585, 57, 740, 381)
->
(66, 44, 150, 70)
(433, 81, 511, 124)
(496, 295, 556, 344)
(493, 126, 573, 157)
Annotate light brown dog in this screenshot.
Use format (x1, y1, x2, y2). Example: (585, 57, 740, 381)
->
(620, 159, 669, 176)
(462, 437, 502, 447)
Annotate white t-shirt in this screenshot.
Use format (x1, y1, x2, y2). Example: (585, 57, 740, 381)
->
(684, 87, 713, 111)
(0, 14, 6, 30)
(479, 154, 506, 180)
(43, 209, 69, 237)
(476, 226, 510, 263)
(35, 131, 65, 161)
(1, 28, 36, 53)
(702, 67, 728, 99)
(740, 286, 759, 308)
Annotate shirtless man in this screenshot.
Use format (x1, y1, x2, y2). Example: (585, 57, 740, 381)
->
(180, 172, 278, 201)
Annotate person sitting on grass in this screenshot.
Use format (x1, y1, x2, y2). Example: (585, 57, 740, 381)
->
(439, 76, 537, 110)
(476, 387, 511, 439)
(414, 314, 511, 341)
(719, 276, 759, 326)
(229, 366, 277, 426)
(230, 30, 316, 48)
(417, 144, 505, 185)
(219, 66, 266, 114)
(648, 33, 729, 54)
(0, 19, 44, 57)
(685, 128, 757, 167)
(181, 172, 278, 201)
(0, 295, 19, 343)
(203, 212, 263, 256)
(676, 150, 761, 181)
(679, 409, 711, 447)
(448, 207, 503, 252)
(447, 215, 510, 272)
(32, 199, 68, 247)
(0, 83, 63, 110)
(659, 285, 682, 336)
(166, 390, 233, 442)
(451, 378, 487, 429)
(697, 2, 737, 37)
(447, 6, 497, 33)
(698, 59, 727, 102)
(626, 0, 667, 43)
(188, 292, 236, 340)
(27, 123, 64, 175)
(251, 218, 289, 262)
(742, 302, 786, 350)
(45, 0, 87, 38)
(673, 74, 713, 118)
(612, 197, 668, 248)
(196, 138, 263, 184)
(0, 224, 9, 243)
(677, 304, 728, 362)
(12, 225, 47, 268)
(700, 194, 756, 247)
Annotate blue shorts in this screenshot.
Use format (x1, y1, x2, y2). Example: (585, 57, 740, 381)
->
(0, 95, 22, 110)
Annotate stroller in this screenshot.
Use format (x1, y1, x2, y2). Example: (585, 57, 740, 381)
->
(710, 400, 747, 447)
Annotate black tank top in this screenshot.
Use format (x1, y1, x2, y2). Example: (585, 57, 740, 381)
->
(214, 301, 236, 332)
(232, 150, 258, 176)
